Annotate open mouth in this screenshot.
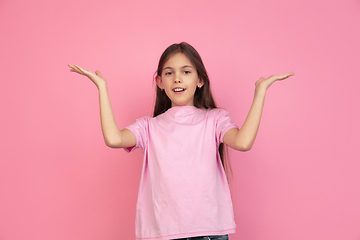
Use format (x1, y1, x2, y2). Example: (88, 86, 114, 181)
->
(172, 88, 186, 92)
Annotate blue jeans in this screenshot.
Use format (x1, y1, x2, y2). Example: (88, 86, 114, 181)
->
(173, 235, 229, 240)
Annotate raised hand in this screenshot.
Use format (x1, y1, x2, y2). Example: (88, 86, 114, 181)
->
(255, 72, 294, 91)
(223, 71, 295, 151)
(68, 64, 107, 88)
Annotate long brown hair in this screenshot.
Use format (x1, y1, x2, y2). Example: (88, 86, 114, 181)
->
(153, 42, 232, 177)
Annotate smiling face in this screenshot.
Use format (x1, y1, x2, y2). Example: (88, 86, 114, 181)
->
(157, 52, 204, 107)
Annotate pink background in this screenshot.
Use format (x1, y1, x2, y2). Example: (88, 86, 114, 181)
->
(1, 0, 359, 239)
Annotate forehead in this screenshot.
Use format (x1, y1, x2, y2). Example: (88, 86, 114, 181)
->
(163, 52, 193, 68)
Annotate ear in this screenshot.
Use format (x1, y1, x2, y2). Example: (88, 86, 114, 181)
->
(156, 76, 163, 90)
(197, 78, 204, 88)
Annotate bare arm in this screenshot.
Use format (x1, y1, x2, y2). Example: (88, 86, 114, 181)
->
(223, 72, 294, 152)
(68, 64, 136, 148)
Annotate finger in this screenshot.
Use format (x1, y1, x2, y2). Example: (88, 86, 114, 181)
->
(283, 72, 294, 77)
(95, 70, 102, 76)
(255, 77, 264, 84)
(276, 72, 294, 80)
(284, 72, 294, 76)
(75, 65, 83, 71)
(75, 65, 88, 75)
(68, 63, 77, 72)
(69, 64, 82, 74)
(71, 65, 88, 75)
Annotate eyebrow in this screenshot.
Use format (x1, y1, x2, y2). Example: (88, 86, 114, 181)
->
(163, 65, 194, 71)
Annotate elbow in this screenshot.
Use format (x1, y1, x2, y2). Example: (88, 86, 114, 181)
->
(239, 145, 252, 152)
(104, 137, 122, 148)
(235, 141, 253, 152)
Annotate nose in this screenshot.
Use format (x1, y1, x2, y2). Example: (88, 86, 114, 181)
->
(174, 72, 182, 83)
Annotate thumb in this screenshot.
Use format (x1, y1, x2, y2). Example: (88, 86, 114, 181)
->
(255, 77, 265, 85)
(95, 70, 102, 76)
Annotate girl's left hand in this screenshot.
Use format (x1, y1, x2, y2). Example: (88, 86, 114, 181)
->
(255, 72, 294, 91)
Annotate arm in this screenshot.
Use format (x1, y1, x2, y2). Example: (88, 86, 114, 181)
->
(223, 72, 294, 152)
(68, 64, 136, 148)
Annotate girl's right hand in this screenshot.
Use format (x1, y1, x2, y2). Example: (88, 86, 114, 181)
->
(68, 64, 107, 88)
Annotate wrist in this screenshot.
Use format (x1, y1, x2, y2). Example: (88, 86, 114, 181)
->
(254, 86, 266, 96)
(96, 81, 108, 90)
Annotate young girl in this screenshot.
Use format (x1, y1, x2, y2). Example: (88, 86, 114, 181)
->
(68, 42, 294, 240)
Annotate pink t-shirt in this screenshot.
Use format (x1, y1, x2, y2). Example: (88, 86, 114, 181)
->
(125, 106, 238, 240)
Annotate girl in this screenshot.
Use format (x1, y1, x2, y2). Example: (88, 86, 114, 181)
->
(68, 42, 294, 240)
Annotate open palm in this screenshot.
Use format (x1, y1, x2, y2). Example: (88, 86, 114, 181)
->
(68, 64, 106, 88)
(255, 72, 294, 90)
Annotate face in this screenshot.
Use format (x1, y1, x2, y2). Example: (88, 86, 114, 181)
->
(157, 53, 204, 107)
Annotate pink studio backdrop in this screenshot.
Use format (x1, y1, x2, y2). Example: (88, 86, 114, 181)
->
(1, 0, 359, 239)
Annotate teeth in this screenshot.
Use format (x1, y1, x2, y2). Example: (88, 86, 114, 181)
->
(173, 88, 185, 92)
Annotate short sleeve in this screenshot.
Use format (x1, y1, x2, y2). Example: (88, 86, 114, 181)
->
(123, 116, 150, 153)
(215, 108, 238, 143)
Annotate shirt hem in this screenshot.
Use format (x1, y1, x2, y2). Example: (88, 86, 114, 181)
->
(136, 228, 236, 240)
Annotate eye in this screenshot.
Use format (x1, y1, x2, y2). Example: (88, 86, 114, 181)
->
(184, 70, 191, 74)
(164, 72, 172, 76)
